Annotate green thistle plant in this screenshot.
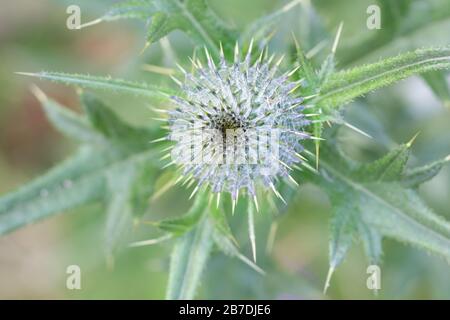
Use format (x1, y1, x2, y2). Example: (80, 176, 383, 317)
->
(2, 0, 450, 299)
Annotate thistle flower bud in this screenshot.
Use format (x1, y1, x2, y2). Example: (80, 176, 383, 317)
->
(167, 44, 310, 200)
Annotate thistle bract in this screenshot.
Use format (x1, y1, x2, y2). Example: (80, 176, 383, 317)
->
(167, 44, 310, 200)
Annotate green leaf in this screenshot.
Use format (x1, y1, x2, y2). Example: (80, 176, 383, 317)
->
(104, 165, 136, 259)
(209, 202, 234, 242)
(102, 0, 156, 20)
(166, 211, 213, 300)
(355, 141, 412, 182)
(319, 47, 450, 109)
(422, 70, 450, 108)
(30, 86, 104, 144)
(102, 153, 157, 259)
(152, 191, 208, 236)
(165, 200, 264, 300)
(101, 0, 237, 57)
(212, 228, 265, 275)
(322, 183, 360, 293)
(129, 162, 158, 218)
(318, 22, 342, 85)
(146, 12, 172, 44)
(80, 93, 154, 148)
(292, 35, 318, 89)
(209, 204, 264, 274)
(357, 220, 383, 265)
(318, 54, 336, 85)
(292, 35, 323, 167)
(0, 144, 157, 236)
(0, 94, 158, 236)
(402, 155, 450, 188)
(362, 183, 450, 249)
(0, 146, 104, 235)
(17, 71, 174, 100)
(327, 184, 358, 270)
(316, 140, 450, 276)
(286, 140, 438, 283)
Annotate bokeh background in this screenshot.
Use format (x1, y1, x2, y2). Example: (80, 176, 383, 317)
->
(0, 0, 449, 299)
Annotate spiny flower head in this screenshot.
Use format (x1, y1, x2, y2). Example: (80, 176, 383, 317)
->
(166, 42, 312, 203)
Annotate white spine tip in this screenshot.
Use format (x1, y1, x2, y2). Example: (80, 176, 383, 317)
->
(30, 85, 47, 103)
(323, 266, 335, 295)
(332, 22, 344, 54)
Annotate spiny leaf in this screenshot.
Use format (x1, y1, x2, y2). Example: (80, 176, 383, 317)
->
(357, 220, 383, 265)
(363, 183, 450, 244)
(327, 184, 358, 271)
(355, 141, 412, 182)
(422, 70, 450, 108)
(146, 11, 172, 44)
(100, 0, 237, 57)
(322, 182, 360, 293)
(402, 155, 450, 188)
(102, 0, 156, 20)
(17, 71, 174, 100)
(103, 153, 157, 259)
(292, 34, 323, 168)
(129, 162, 158, 218)
(317, 141, 450, 274)
(0, 146, 104, 235)
(0, 94, 159, 236)
(292, 34, 318, 88)
(312, 22, 343, 170)
(30, 86, 104, 144)
(80, 92, 155, 148)
(151, 191, 208, 236)
(166, 212, 213, 300)
(318, 22, 342, 85)
(209, 204, 264, 274)
(318, 54, 336, 85)
(105, 163, 158, 256)
(0, 144, 157, 236)
(212, 228, 265, 275)
(104, 165, 136, 260)
(209, 201, 235, 244)
(319, 47, 450, 109)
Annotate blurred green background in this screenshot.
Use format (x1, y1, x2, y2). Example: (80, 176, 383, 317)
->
(0, 0, 449, 299)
